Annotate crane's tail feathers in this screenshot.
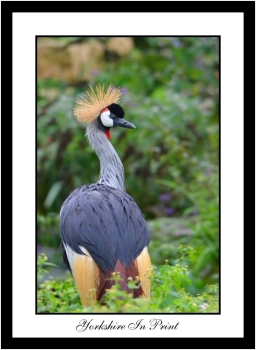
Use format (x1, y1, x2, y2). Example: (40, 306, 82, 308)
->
(72, 248, 151, 306)
(72, 255, 100, 306)
(97, 259, 144, 301)
(135, 247, 152, 299)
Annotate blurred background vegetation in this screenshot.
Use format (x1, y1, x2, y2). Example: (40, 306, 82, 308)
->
(37, 36, 219, 308)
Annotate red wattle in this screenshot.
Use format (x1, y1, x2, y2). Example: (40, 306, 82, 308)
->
(105, 130, 110, 139)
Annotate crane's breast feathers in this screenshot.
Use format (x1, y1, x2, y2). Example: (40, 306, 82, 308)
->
(60, 184, 150, 274)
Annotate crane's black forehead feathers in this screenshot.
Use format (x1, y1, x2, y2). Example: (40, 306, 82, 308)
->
(107, 103, 125, 118)
(60, 184, 150, 273)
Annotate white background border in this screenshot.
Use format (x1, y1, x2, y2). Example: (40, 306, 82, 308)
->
(13, 12, 243, 338)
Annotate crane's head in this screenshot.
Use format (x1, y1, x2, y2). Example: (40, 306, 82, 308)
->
(98, 103, 135, 139)
(73, 84, 135, 139)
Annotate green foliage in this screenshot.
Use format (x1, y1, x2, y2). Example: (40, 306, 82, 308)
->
(37, 213, 60, 247)
(37, 253, 57, 282)
(156, 164, 219, 289)
(151, 262, 218, 313)
(37, 253, 218, 313)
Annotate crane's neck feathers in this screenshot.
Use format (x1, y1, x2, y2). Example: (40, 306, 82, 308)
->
(86, 122, 125, 191)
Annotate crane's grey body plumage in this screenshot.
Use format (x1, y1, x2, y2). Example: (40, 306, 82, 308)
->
(60, 183, 150, 274)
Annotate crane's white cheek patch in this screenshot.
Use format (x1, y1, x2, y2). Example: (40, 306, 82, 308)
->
(100, 111, 114, 127)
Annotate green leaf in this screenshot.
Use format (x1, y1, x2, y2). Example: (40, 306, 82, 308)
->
(44, 182, 63, 209)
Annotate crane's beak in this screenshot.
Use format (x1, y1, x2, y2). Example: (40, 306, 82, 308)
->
(113, 117, 136, 129)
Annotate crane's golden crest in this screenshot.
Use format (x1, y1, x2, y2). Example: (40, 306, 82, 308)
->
(73, 84, 122, 125)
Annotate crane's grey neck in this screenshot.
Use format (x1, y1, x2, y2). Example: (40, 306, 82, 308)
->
(86, 122, 125, 191)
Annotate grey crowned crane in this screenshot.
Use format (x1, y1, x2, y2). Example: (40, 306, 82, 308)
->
(60, 84, 151, 306)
